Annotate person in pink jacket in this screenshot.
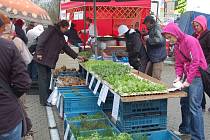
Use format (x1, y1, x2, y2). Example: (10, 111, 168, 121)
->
(162, 23, 207, 140)
(192, 15, 210, 112)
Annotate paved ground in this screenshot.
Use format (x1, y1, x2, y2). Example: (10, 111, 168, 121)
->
(25, 64, 210, 140)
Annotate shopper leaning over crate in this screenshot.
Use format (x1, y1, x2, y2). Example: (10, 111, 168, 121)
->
(162, 22, 207, 140)
(34, 20, 85, 106)
(118, 24, 149, 72)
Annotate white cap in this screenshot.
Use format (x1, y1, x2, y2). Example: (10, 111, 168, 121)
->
(118, 25, 129, 36)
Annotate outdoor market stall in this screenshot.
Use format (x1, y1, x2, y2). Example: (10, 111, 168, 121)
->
(51, 60, 186, 140)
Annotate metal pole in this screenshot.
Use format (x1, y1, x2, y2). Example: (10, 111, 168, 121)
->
(84, 1, 86, 50)
(93, 0, 98, 59)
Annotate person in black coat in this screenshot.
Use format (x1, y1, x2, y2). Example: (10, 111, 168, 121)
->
(64, 23, 83, 47)
(118, 25, 149, 72)
(192, 15, 210, 112)
(34, 20, 85, 106)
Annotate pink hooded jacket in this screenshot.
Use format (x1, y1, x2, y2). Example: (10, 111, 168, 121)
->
(162, 23, 207, 84)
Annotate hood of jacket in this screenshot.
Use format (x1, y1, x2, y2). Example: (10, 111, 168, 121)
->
(162, 23, 185, 43)
(193, 15, 207, 31)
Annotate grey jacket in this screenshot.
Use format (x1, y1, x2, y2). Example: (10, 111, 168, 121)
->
(146, 24, 167, 63)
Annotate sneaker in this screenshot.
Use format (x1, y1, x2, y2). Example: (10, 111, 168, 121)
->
(174, 130, 190, 136)
(173, 131, 184, 136)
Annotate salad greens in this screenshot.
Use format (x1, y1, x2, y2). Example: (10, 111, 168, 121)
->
(83, 60, 167, 95)
(68, 112, 104, 121)
(77, 132, 148, 140)
(105, 75, 166, 95)
(79, 51, 93, 58)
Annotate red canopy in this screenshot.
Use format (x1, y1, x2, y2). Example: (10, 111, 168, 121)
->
(61, 0, 151, 10)
(61, 0, 150, 42)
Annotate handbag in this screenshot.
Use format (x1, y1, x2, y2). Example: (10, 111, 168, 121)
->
(178, 49, 210, 97)
(0, 78, 32, 137)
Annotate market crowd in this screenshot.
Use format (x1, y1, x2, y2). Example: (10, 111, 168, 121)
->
(0, 11, 209, 140)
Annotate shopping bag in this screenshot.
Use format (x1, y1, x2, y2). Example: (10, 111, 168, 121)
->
(199, 67, 210, 97)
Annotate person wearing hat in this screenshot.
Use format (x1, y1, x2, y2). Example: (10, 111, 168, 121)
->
(0, 14, 31, 140)
(118, 25, 149, 72)
(143, 15, 167, 80)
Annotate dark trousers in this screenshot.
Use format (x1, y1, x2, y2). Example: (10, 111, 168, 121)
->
(37, 63, 51, 105)
(28, 60, 38, 81)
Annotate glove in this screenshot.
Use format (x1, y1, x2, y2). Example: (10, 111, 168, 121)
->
(173, 76, 181, 83)
(182, 81, 190, 88)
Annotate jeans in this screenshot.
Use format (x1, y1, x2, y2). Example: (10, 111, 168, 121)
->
(0, 121, 22, 140)
(37, 63, 51, 105)
(179, 77, 205, 140)
(28, 60, 38, 81)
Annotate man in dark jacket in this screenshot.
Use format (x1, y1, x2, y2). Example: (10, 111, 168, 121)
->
(118, 25, 149, 72)
(143, 15, 167, 80)
(64, 23, 83, 47)
(34, 20, 85, 106)
(0, 15, 31, 139)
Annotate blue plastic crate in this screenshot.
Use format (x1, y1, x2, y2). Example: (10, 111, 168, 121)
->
(64, 111, 103, 133)
(100, 97, 167, 116)
(132, 130, 181, 140)
(116, 114, 167, 133)
(57, 86, 100, 116)
(64, 111, 120, 139)
(119, 99, 167, 116)
(99, 97, 168, 133)
(62, 94, 100, 114)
